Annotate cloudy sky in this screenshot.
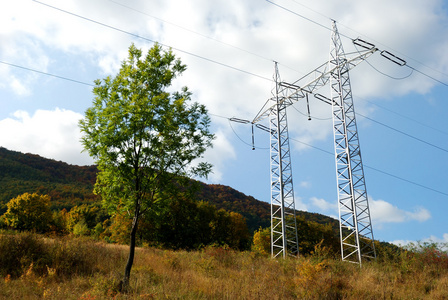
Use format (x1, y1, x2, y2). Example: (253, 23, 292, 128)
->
(1, 0, 448, 246)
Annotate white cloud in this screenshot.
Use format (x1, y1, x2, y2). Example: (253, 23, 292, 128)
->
(295, 194, 308, 211)
(392, 233, 448, 250)
(369, 198, 431, 225)
(202, 128, 237, 182)
(310, 196, 337, 212)
(299, 181, 312, 189)
(0, 108, 93, 166)
(304, 195, 431, 227)
(10, 76, 31, 96)
(3, 0, 448, 130)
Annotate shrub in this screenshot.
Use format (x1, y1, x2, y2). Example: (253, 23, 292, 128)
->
(0, 233, 114, 279)
(2, 193, 53, 233)
(0, 233, 50, 278)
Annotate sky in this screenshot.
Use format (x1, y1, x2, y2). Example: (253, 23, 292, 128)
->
(1, 0, 448, 246)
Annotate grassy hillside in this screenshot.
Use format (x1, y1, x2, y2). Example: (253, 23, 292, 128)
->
(1, 233, 447, 299)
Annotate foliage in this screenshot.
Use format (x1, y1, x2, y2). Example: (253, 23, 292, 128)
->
(79, 43, 214, 290)
(2, 193, 53, 233)
(0, 147, 98, 214)
(196, 182, 340, 235)
(0, 146, 345, 243)
(101, 197, 250, 250)
(296, 216, 340, 256)
(102, 211, 132, 245)
(79, 43, 214, 216)
(251, 217, 340, 258)
(252, 226, 270, 256)
(66, 204, 108, 233)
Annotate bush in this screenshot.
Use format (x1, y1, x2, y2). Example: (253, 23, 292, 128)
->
(2, 193, 53, 233)
(0, 233, 114, 279)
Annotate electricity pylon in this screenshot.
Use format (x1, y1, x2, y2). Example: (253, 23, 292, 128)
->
(329, 21, 376, 264)
(269, 62, 299, 258)
(252, 21, 377, 263)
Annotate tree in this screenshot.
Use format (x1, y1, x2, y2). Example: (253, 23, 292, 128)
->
(252, 227, 270, 256)
(79, 43, 214, 291)
(2, 192, 53, 233)
(227, 211, 250, 250)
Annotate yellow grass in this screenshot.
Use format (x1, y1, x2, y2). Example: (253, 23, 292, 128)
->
(1, 233, 447, 299)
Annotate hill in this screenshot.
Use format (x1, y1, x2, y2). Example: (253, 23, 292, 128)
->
(0, 147, 98, 213)
(0, 147, 339, 233)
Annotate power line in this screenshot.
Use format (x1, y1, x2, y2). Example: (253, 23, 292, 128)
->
(107, 0, 274, 63)
(0, 60, 94, 87)
(6, 1, 446, 148)
(356, 96, 448, 137)
(357, 112, 448, 154)
(265, 0, 331, 33)
(288, 137, 448, 198)
(406, 66, 448, 88)
(284, 0, 448, 82)
(106, 0, 305, 76)
(32, 0, 272, 83)
(211, 111, 448, 197)
(268, 0, 448, 87)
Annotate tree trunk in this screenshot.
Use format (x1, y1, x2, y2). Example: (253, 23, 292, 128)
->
(121, 206, 140, 293)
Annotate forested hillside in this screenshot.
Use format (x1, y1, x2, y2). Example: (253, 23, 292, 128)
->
(0, 147, 339, 233)
(196, 182, 339, 233)
(0, 147, 98, 213)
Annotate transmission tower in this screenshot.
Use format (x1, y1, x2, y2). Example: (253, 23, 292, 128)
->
(269, 62, 299, 258)
(329, 21, 376, 264)
(251, 21, 379, 263)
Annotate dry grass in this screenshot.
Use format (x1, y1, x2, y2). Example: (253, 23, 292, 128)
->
(1, 233, 448, 299)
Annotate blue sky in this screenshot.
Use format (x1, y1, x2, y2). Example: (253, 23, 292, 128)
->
(1, 0, 448, 246)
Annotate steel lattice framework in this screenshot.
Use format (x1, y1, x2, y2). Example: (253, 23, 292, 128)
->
(270, 62, 299, 258)
(329, 21, 376, 264)
(251, 21, 377, 264)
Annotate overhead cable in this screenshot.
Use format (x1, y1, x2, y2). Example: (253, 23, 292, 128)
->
(0, 60, 94, 87)
(357, 112, 448, 154)
(356, 97, 448, 136)
(32, 0, 272, 82)
(288, 137, 448, 197)
(269, 0, 448, 87)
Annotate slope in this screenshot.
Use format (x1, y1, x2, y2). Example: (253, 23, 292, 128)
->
(0, 147, 340, 233)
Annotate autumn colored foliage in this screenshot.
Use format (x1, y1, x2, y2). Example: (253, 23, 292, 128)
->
(2, 193, 52, 233)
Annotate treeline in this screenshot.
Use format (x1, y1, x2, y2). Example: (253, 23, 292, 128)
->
(0, 192, 251, 251)
(0, 191, 349, 255)
(0, 147, 341, 235)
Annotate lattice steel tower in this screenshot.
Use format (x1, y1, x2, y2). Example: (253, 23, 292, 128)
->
(269, 62, 299, 258)
(252, 21, 377, 263)
(329, 20, 376, 264)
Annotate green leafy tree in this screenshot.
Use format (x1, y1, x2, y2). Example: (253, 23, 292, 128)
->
(79, 43, 214, 291)
(2, 192, 52, 233)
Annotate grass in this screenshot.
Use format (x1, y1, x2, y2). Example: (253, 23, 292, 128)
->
(1, 232, 448, 299)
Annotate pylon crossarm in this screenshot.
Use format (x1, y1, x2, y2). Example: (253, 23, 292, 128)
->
(252, 46, 377, 124)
